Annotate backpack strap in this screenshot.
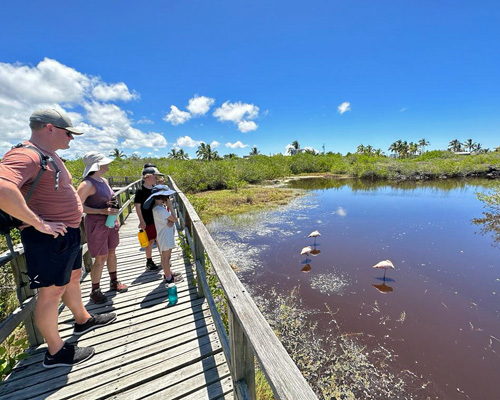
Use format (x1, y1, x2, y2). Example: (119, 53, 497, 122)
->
(11, 143, 61, 202)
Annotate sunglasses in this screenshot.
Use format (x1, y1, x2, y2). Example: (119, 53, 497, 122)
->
(54, 125, 73, 137)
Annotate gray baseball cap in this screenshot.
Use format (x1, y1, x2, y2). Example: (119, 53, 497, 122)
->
(29, 109, 83, 135)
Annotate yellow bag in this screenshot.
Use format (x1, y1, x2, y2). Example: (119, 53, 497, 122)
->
(138, 229, 149, 248)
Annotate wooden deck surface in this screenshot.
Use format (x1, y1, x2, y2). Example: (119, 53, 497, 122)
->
(0, 211, 234, 400)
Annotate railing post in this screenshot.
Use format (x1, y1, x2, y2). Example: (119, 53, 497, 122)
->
(117, 194, 124, 225)
(10, 254, 43, 346)
(125, 187, 132, 217)
(193, 226, 206, 298)
(80, 221, 93, 273)
(228, 304, 256, 400)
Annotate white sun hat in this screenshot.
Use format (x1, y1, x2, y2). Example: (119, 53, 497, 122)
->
(82, 151, 113, 178)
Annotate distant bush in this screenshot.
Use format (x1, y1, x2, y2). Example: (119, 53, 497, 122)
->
(64, 152, 500, 193)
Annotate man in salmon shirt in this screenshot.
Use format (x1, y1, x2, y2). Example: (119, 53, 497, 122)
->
(0, 109, 116, 368)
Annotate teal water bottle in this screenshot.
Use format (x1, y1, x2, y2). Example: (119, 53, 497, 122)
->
(105, 196, 118, 228)
(105, 214, 117, 228)
(167, 283, 178, 305)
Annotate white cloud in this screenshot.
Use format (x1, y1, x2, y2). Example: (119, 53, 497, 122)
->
(238, 120, 258, 133)
(137, 118, 154, 124)
(187, 95, 215, 115)
(0, 58, 90, 106)
(337, 102, 351, 114)
(92, 82, 139, 102)
(0, 58, 168, 157)
(226, 141, 249, 149)
(175, 135, 202, 148)
(164, 105, 191, 125)
(210, 141, 221, 148)
(84, 102, 129, 128)
(213, 101, 259, 132)
(334, 206, 347, 217)
(399, 107, 407, 112)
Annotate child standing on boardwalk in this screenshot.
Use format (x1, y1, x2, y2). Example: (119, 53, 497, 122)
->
(144, 185, 184, 284)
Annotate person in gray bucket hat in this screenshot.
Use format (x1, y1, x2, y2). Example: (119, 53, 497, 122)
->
(0, 109, 116, 368)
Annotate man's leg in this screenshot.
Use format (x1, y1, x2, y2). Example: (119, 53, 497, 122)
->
(61, 269, 91, 325)
(35, 285, 66, 355)
(145, 240, 154, 259)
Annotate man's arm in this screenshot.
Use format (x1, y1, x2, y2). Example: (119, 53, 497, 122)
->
(134, 203, 146, 229)
(0, 179, 67, 237)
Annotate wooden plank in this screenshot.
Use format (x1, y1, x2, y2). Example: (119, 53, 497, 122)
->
(7, 297, 211, 373)
(109, 352, 230, 400)
(35, 334, 223, 400)
(1, 328, 220, 399)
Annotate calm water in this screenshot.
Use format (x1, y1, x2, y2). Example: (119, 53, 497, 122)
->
(208, 178, 500, 400)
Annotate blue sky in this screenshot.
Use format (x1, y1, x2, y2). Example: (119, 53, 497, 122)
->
(1, 0, 499, 159)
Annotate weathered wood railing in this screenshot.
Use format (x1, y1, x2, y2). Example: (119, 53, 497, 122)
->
(167, 176, 317, 400)
(0, 179, 142, 347)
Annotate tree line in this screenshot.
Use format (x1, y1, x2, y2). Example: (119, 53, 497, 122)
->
(108, 137, 495, 162)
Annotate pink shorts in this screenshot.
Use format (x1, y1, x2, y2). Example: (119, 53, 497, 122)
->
(84, 215, 119, 257)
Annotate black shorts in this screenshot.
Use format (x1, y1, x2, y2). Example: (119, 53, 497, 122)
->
(21, 227, 82, 289)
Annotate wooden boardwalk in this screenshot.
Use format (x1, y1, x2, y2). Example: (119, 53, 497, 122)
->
(0, 210, 234, 400)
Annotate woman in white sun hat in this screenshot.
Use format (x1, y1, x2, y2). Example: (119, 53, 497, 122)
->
(77, 151, 128, 304)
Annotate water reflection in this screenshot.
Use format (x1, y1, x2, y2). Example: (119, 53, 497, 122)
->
(301, 264, 311, 273)
(287, 176, 493, 192)
(310, 248, 321, 256)
(372, 282, 394, 294)
(472, 186, 500, 248)
(208, 177, 500, 400)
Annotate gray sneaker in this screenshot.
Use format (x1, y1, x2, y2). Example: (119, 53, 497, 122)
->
(73, 313, 117, 336)
(42, 343, 94, 368)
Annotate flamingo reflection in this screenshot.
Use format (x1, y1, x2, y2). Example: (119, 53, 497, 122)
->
(310, 248, 321, 256)
(301, 264, 311, 273)
(372, 282, 394, 294)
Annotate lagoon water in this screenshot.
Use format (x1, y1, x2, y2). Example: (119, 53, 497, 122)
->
(208, 178, 500, 399)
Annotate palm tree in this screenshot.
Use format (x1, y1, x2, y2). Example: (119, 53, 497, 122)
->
(418, 138, 430, 154)
(168, 149, 179, 159)
(249, 146, 260, 156)
(196, 143, 219, 161)
(388, 140, 402, 157)
(400, 141, 409, 158)
(292, 140, 300, 150)
(409, 142, 419, 156)
(365, 145, 374, 155)
(472, 142, 482, 153)
(463, 139, 476, 152)
(356, 144, 365, 154)
(168, 149, 190, 160)
(109, 148, 126, 160)
(448, 139, 462, 152)
(223, 153, 238, 159)
(177, 149, 189, 160)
